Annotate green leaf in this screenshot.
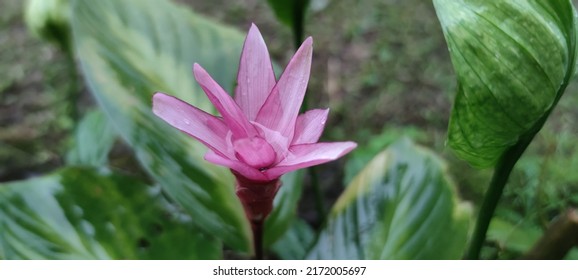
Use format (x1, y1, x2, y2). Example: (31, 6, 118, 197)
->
(25, 0, 71, 50)
(307, 138, 472, 259)
(266, 0, 310, 28)
(0, 167, 220, 259)
(66, 109, 117, 167)
(71, 0, 252, 252)
(566, 249, 578, 260)
(486, 218, 541, 254)
(343, 126, 426, 186)
(264, 170, 305, 247)
(271, 219, 315, 260)
(434, 0, 578, 168)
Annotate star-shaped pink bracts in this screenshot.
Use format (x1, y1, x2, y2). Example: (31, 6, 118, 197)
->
(153, 24, 356, 187)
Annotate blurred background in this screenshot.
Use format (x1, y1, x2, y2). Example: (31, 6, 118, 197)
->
(1, 0, 578, 258)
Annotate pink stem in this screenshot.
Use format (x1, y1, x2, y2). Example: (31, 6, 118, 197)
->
(233, 171, 281, 260)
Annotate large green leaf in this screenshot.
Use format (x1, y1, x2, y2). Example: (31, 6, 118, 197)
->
(271, 218, 315, 260)
(66, 109, 117, 167)
(434, 0, 578, 168)
(71, 0, 252, 251)
(343, 127, 426, 186)
(0, 167, 220, 259)
(307, 138, 471, 259)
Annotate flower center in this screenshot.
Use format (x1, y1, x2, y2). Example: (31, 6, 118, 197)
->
(233, 137, 276, 170)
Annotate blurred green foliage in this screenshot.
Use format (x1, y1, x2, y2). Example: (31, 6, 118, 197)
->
(0, 167, 220, 259)
(0, 0, 74, 181)
(66, 109, 116, 167)
(24, 0, 71, 51)
(500, 92, 578, 229)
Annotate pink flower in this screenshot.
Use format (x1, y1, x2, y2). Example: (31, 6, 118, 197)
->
(152, 24, 356, 183)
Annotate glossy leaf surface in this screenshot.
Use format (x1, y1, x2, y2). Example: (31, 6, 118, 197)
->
(307, 139, 471, 259)
(0, 167, 220, 259)
(434, 0, 578, 167)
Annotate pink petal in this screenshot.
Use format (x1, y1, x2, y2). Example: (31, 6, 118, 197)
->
(292, 108, 329, 145)
(152, 93, 231, 157)
(235, 24, 276, 121)
(232, 137, 276, 169)
(255, 37, 313, 140)
(204, 150, 269, 182)
(252, 122, 291, 164)
(193, 63, 257, 139)
(265, 142, 357, 179)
